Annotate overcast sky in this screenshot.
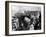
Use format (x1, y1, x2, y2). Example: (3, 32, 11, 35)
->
(11, 5, 41, 16)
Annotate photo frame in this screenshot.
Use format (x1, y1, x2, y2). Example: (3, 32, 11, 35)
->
(5, 1, 45, 36)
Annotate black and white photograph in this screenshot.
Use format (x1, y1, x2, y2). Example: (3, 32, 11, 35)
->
(5, 1, 45, 36)
(12, 6, 41, 31)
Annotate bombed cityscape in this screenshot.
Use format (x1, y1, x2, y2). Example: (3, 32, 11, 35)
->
(12, 6, 41, 31)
